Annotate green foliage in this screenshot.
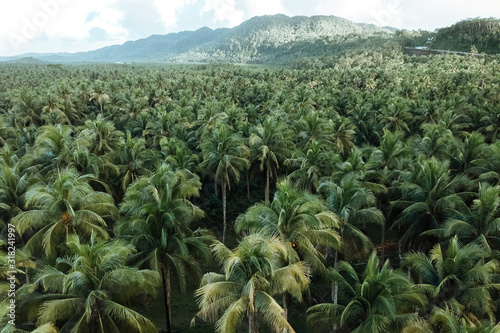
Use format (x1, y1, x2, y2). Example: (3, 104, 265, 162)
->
(1, 42, 500, 332)
(307, 252, 425, 333)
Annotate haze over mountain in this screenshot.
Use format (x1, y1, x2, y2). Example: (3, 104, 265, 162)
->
(1, 14, 499, 64)
(0, 15, 394, 64)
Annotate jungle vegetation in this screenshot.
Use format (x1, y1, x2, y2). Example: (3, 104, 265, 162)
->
(1, 41, 500, 333)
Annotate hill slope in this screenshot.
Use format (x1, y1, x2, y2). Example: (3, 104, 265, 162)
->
(0, 15, 393, 64)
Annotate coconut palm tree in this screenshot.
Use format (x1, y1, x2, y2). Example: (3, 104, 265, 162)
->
(116, 163, 212, 333)
(307, 252, 425, 333)
(79, 114, 125, 156)
(285, 141, 338, 192)
(236, 179, 341, 273)
(235, 179, 341, 322)
(12, 167, 117, 259)
(442, 183, 500, 249)
(402, 236, 499, 323)
(31, 235, 160, 333)
(403, 307, 500, 333)
(200, 123, 249, 243)
(115, 131, 157, 193)
(391, 157, 470, 251)
(249, 116, 293, 202)
(318, 173, 385, 261)
(194, 233, 310, 333)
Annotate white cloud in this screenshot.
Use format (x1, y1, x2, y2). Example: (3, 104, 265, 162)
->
(315, 0, 403, 27)
(202, 0, 244, 27)
(154, 0, 195, 30)
(0, 0, 499, 56)
(1, 0, 129, 55)
(246, 0, 284, 16)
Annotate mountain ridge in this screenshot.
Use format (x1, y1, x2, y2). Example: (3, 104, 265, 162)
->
(0, 14, 394, 64)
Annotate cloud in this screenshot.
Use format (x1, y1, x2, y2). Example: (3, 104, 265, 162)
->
(1, 0, 129, 55)
(315, 0, 403, 27)
(0, 0, 499, 56)
(154, 0, 195, 30)
(245, 0, 284, 16)
(202, 0, 244, 27)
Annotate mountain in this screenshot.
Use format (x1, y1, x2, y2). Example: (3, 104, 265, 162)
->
(5, 57, 49, 64)
(0, 15, 393, 64)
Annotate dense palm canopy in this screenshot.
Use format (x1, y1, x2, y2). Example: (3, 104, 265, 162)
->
(29, 235, 160, 332)
(2, 45, 500, 332)
(200, 123, 250, 243)
(402, 236, 499, 323)
(12, 167, 117, 258)
(116, 163, 212, 333)
(307, 252, 425, 333)
(235, 179, 341, 272)
(391, 157, 470, 251)
(194, 233, 310, 333)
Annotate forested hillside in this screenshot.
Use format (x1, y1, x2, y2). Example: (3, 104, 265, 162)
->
(0, 15, 393, 64)
(1, 43, 500, 333)
(431, 17, 500, 53)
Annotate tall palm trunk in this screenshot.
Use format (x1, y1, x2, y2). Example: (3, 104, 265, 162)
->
(162, 264, 172, 333)
(380, 222, 385, 263)
(222, 180, 227, 244)
(280, 292, 290, 333)
(265, 165, 270, 202)
(247, 172, 251, 200)
(331, 251, 338, 332)
(248, 308, 258, 333)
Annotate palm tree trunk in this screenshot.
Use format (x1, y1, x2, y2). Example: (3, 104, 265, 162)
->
(265, 165, 270, 202)
(380, 222, 385, 263)
(162, 264, 172, 333)
(281, 292, 290, 333)
(222, 180, 227, 244)
(331, 251, 338, 304)
(247, 172, 250, 200)
(248, 309, 258, 333)
(331, 251, 338, 332)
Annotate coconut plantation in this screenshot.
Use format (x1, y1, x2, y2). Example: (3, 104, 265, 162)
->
(1, 12, 500, 333)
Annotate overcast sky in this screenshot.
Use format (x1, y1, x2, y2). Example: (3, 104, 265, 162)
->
(0, 0, 498, 56)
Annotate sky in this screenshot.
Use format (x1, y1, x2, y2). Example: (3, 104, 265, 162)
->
(0, 0, 499, 57)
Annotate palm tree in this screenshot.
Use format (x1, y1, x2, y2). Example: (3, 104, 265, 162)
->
(307, 252, 425, 333)
(40, 94, 69, 125)
(249, 116, 293, 202)
(0, 161, 40, 222)
(285, 141, 337, 192)
(194, 233, 310, 333)
(448, 131, 488, 177)
(200, 123, 249, 243)
(31, 235, 160, 332)
(115, 131, 157, 193)
(371, 129, 410, 171)
(331, 116, 356, 155)
(402, 236, 499, 323)
(318, 173, 385, 261)
(236, 179, 341, 272)
(442, 183, 500, 249)
(12, 89, 42, 127)
(12, 167, 117, 259)
(235, 179, 341, 322)
(116, 163, 212, 333)
(32, 124, 74, 170)
(403, 306, 500, 333)
(378, 98, 411, 133)
(79, 114, 125, 156)
(89, 87, 109, 114)
(391, 157, 470, 251)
